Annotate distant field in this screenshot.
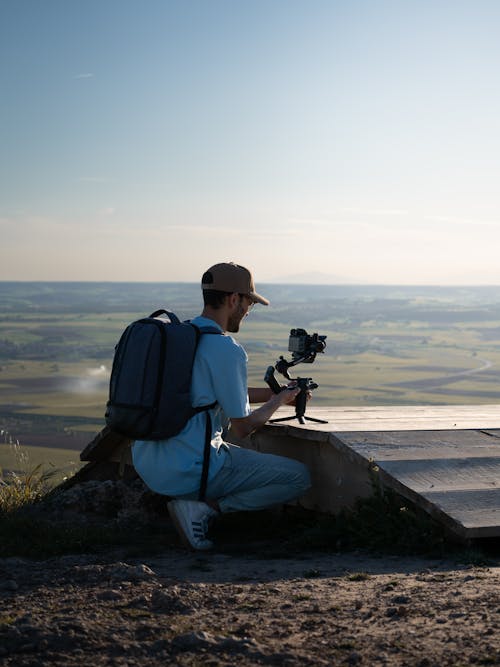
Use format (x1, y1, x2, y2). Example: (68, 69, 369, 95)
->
(2, 281, 500, 472)
(0, 441, 84, 479)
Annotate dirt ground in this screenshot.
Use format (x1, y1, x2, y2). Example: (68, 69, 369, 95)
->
(1, 545, 499, 666)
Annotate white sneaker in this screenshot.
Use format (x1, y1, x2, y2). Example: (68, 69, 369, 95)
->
(167, 499, 218, 551)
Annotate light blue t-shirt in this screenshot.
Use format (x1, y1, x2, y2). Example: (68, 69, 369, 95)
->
(132, 316, 251, 496)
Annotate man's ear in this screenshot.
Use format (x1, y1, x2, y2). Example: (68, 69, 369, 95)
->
(227, 292, 240, 310)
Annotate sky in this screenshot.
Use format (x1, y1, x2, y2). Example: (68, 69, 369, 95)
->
(1, 0, 500, 285)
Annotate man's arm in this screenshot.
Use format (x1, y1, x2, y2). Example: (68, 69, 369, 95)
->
(230, 387, 300, 440)
(248, 387, 274, 403)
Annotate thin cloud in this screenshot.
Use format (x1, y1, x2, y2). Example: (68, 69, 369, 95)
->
(342, 207, 409, 216)
(424, 215, 500, 227)
(287, 216, 369, 228)
(74, 73, 94, 79)
(165, 224, 246, 236)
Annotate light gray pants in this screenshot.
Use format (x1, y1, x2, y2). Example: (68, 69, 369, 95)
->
(177, 443, 311, 513)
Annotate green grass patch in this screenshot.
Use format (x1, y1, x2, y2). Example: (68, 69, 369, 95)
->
(0, 438, 63, 513)
(212, 472, 452, 559)
(0, 471, 497, 562)
(347, 572, 370, 581)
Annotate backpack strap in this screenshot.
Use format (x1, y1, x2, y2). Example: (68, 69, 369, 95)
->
(198, 411, 212, 501)
(190, 322, 222, 501)
(149, 309, 180, 323)
(189, 321, 222, 335)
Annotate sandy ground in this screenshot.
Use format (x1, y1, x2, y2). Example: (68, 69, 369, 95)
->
(1, 546, 499, 666)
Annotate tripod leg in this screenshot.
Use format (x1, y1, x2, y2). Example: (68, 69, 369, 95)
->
(269, 415, 298, 423)
(269, 415, 328, 425)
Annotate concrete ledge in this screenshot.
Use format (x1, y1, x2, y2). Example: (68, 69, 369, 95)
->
(236, 428, 374, 515)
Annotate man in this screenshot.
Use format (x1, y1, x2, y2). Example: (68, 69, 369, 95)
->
(132, 262, 311, 550)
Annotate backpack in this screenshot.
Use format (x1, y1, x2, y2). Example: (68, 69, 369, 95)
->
(105, 309, 221, 498)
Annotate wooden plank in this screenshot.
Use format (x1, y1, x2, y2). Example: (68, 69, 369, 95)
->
(333, 429, 500, 461)
(376, 457, 500, 492)
(268, 404, 500, 432)
(420, 489, 500, 538)
(329, 429, 500, 538)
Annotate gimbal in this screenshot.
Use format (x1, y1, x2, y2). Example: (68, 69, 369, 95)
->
(264, 329, 328, 425)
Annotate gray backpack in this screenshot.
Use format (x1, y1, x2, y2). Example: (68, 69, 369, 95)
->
(105, 310, 220, 498)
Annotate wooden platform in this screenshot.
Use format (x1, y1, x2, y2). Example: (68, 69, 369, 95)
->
(247, 404, 500, 539)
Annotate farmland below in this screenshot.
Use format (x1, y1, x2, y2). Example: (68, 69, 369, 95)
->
(2, 281, 500, 474)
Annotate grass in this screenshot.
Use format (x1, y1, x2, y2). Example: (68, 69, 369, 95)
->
(0, 462, 56, 513)
(0, 442, 84, 478)
(0, 437, 178, 558)
(0, 483, 496, 562)
(212, 475, 451, 558)
(0, 435, 61, 511)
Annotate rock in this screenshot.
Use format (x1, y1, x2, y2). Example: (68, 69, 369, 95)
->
(109, 562, 156, 581)
(386, 605, 408, 619)
(39, 478, 160, 525)
(172, 630, 217, 649)
(151, 588, 193, 614)
(172, 631, 262, 656)
(95, 589, 123, 601)
(391, 594, 410, 604)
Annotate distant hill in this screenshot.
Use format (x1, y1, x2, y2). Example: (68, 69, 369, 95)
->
(267, 271, 354, 285)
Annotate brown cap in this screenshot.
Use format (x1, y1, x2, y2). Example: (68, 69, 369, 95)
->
(201, 262, 269, 306)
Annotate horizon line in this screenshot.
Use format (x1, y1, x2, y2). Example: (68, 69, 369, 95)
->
(2, 279, 500, 288)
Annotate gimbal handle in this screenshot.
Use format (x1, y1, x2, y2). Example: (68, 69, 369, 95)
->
(264, 366, 283, 394)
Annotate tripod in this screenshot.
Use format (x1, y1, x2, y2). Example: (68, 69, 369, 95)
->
(269, 377, 328, 425)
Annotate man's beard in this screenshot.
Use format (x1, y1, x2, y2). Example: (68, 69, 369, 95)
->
(227, 303, 246, 333)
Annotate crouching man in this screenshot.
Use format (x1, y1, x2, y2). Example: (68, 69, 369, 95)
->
(132, 262, 311, 550)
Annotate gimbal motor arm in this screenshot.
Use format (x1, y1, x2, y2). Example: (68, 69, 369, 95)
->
(275, 352, 316, 380)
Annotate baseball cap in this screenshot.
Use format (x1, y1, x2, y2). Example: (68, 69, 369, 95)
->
(201, 262, 270, 306)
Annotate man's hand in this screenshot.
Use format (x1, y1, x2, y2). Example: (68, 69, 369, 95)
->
(274, 380, 312, 407)
(275, 385, 301, 406)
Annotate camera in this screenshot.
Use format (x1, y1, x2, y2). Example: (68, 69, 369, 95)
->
(275, 328, 327, 379)
(288, 328, 327, 362)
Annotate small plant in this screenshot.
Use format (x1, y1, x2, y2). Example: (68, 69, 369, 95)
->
(273, 479, 447, 557)
(347, 572, 370, 582)
(0, 435, 58, 514)
(302, 568, 322, 579)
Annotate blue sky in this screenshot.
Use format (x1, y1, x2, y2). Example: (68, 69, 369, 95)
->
(1, 0, 500, 284)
